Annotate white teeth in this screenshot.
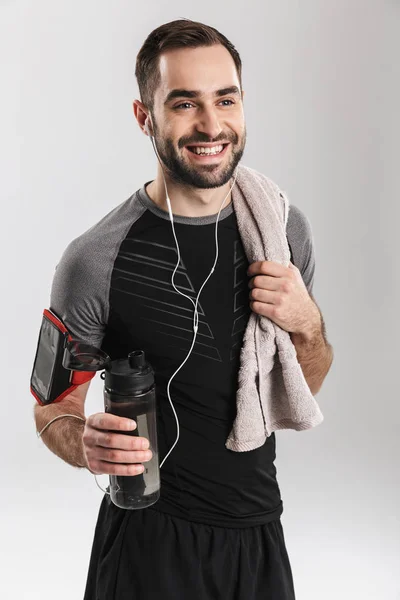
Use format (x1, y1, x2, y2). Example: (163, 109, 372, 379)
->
(191, 145, 224, 155)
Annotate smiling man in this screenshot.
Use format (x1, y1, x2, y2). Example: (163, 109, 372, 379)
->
(138, 43, 246, 214)
(33, 17, 333, 600)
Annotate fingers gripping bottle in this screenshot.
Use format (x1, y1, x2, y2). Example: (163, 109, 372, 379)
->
(102, 349, 160, 509)
(63, 341, 160, 510)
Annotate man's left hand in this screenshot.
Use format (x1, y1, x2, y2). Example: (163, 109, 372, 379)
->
(247, 260, 321, 336)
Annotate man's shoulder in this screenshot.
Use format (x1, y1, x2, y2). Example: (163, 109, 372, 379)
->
(66, 191, 144, 254)
(286, 203, 312, 239)
(48, 190, 147, 343)
(286, 203, 315, 294)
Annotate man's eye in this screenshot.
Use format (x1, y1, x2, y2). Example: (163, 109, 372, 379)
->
(174, 102, 193, 110)
(173, 99, 235, 110)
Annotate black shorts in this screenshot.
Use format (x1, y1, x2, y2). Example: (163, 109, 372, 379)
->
(84, 495, 296, 600)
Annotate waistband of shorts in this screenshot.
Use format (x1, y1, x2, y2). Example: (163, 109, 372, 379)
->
(147, 498, 284, 529)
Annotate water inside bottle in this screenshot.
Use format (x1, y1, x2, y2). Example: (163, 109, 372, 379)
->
(105, 390, 160, 510)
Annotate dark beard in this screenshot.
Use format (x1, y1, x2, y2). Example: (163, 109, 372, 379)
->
(151, 131, 246, 190)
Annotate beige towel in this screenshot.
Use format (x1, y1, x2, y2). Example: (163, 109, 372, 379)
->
(225, 164, 324, 452)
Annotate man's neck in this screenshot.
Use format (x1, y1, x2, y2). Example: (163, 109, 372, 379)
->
(145, 172, 233, 218)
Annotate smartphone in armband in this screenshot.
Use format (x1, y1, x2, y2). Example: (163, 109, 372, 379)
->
(30, 309, 95, 406)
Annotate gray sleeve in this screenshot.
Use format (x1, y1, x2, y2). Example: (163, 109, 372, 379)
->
(49, 236, 109, 348)
(286, 204, 316, 295)
(48, 192, 147, 349)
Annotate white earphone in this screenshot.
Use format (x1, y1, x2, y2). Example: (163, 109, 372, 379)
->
(144, 114, 238, 468)
(144, 117, 153, 137)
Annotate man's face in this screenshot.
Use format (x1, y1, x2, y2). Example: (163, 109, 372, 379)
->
(150, 44, 246, 189)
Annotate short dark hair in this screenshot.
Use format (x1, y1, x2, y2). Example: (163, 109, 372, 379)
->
(135, 18, 242, 115)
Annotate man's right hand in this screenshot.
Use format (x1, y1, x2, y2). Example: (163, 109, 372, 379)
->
(82, 413, 153, 475)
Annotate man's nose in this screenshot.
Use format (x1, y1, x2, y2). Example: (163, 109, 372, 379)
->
(195, 109, 223, 141)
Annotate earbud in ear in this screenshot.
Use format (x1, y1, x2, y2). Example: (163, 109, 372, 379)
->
(144, 118, 153, 137)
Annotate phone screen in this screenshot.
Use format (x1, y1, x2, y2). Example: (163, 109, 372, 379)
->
(31, 315, 68, 403)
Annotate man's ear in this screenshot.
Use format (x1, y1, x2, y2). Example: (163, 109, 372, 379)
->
(132, 99, 149, 133)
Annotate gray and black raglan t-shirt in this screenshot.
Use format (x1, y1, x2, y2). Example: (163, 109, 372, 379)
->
(50, 180, 315, 528)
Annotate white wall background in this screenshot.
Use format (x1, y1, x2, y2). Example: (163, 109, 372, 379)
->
(1, 1, 399, 598)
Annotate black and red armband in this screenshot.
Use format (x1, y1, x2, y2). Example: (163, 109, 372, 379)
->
(30, 309, 96, 406)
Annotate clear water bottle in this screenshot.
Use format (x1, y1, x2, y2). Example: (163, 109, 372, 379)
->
(62, 341, 160, 510)
(102, 350, 160, 509)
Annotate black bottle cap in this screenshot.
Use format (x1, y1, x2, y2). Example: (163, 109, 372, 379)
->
(63, 341, 154, 395)
(103, 350, 154, 395)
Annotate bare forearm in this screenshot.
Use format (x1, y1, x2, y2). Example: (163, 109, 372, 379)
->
(291, 331, 334, 394)
(34, 402, 87, 469)
(290, 301, 334, 395)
